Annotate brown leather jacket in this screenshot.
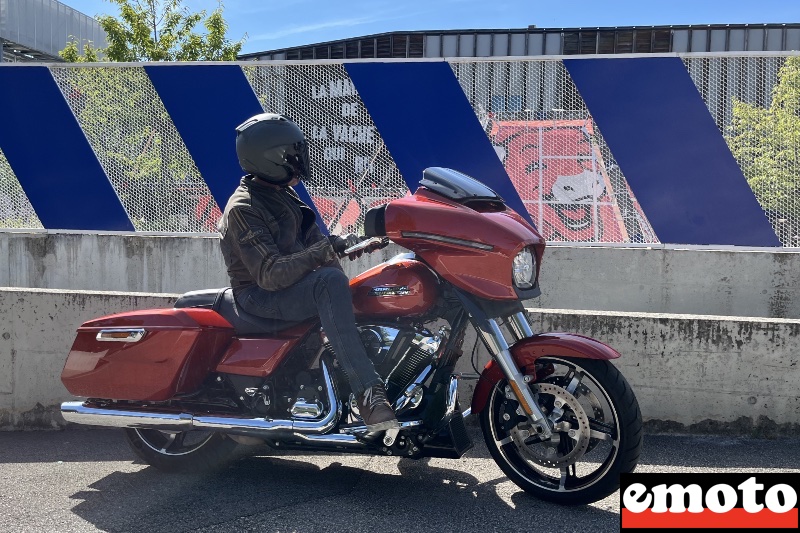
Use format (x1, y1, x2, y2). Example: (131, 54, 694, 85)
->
(218, 176, 341, 294)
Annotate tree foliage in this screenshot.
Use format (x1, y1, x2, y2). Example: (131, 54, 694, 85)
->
(61, 0, 244, 62)
(728, 57, 800, 216)
(59, 38, 100, 62)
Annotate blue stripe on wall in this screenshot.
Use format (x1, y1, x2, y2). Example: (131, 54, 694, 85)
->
(564, 57, 780, 247)
(345, 62, 533, 226)
(144, 65, 326, 234)
(0, 67, 134, 231)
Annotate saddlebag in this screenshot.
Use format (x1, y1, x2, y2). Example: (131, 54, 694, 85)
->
(61, 308, 234, 401)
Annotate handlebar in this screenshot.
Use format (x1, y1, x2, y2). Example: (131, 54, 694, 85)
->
(342, 237, 390, 256)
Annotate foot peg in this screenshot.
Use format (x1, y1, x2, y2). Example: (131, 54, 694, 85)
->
(383, 427, 400, 446)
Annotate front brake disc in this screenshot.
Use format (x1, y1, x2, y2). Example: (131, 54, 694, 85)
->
(510, 383, 591, 468)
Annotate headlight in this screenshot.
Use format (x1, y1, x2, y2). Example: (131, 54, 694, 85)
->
(512, 247, 535, 289)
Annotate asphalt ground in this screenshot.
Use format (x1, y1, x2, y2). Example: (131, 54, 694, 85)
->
(1, 427, 799, 533)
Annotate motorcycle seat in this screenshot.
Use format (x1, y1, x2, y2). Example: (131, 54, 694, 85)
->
(174, 288, 302, 335)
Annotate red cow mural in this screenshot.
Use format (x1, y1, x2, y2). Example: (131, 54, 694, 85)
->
(489, 118, 652, 243)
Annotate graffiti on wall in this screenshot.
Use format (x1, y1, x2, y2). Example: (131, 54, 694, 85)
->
(490, 118, 654, 242)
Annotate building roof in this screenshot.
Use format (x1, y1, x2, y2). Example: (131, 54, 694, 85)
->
(240, 23, 800, 61)
(0, 0, 107, 62)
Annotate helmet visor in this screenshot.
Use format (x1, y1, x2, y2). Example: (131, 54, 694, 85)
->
(283, 139, 311, 183)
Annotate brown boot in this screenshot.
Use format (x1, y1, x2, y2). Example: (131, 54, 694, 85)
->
(359, 383, 399, 432)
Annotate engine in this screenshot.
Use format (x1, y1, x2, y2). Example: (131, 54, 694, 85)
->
(354, 325, 446, 406)
(226, 324, 447, 421)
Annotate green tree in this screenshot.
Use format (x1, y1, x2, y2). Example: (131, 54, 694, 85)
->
(728, 57, 800, 219)
(58, 38, 100, 62)
(61, 0, 244, 62)
(55, 1, 244, 231)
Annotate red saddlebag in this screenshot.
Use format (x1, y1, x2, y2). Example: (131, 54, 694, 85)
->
(62, 308, 234, 401)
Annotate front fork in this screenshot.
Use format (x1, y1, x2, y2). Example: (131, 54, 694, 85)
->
(474, 311, 553, 440)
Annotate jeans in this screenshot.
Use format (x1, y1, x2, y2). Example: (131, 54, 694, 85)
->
(236, 267, 381, 396)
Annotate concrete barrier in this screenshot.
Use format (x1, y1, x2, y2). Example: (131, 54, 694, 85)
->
(2, 231, 799, 318)
(2, 288, 798, 435)
(0, 288, 175, 429)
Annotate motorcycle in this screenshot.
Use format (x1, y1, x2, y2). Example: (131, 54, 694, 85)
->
(60, 166, 642, 505)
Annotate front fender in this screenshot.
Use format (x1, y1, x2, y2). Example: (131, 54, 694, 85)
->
(471, 333, 621, 414)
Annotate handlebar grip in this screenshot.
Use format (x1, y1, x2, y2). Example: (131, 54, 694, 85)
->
(342, 237, 389, 256)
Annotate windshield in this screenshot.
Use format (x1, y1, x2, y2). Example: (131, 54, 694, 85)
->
(419, 167, 502, 203)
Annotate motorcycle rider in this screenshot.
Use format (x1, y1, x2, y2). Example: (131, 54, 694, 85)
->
(218, 113, 398, 432)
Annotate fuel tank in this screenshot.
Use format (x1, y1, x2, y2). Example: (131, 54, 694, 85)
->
(350, 256, 439, 318)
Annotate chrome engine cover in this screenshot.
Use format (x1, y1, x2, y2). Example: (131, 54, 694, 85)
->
(350, 325, 447, 417)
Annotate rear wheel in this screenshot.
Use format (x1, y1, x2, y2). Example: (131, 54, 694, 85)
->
(480, 357, 642, 505)
(124, 428, 238, 473)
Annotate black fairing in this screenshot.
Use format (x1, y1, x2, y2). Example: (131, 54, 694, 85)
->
(364, 204, 387, 237)
(419, 167, 503, 203)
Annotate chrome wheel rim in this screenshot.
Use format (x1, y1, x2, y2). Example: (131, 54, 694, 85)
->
(134, 429, 215, 456)
(488, 357, 621, 493)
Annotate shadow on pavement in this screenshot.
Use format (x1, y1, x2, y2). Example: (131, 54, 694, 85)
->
(67, 450, 618, 533)
(4, 428, 799, 532)
(0, 428, 134, 463)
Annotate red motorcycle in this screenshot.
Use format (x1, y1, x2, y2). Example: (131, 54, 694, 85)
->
(61, 167, 642, 505)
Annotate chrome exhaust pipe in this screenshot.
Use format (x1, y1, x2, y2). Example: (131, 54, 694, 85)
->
(60, 403, 194, 431)
(61, 360, 343, 439)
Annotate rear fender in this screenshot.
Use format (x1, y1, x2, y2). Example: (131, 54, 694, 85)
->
(471, 333, 621, 414)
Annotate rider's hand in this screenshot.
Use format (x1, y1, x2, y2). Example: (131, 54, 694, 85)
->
(362, 238, 388, 254)
(329, 234, 363, 260)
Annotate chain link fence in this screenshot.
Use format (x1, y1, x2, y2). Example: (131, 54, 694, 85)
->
(452, 59, 658, 243)
(0, 56, 797, 245)
(243, 63, 408, 234)
(685, 55, 800, 247)
(50, 66, 220, 233)
(0, 147, 42, 229)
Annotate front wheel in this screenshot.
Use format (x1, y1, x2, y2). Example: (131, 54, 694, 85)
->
(124, 428, 239, 473)
(480, 357, 642, 505)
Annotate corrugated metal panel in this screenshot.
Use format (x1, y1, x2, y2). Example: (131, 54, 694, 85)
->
(766, 28, 784, 51)
(747, 28, 765, 51)
(476, 33, 491, 56)
(544, 32, 561, 54)
(241, 24, 800, 61)
(493, 33, 509, 56)
(1, 0, 106, 59)
(598, 31, 615, 54)
(442, 34, 457, 56)
(691, 29, 708, 52)
(425, 34, 441, 57)
(0, 0, 6, 36)
(710, 29, 727, 51)
(672, 29, 690, 53)
(509, 33, 526, 55)
(787, 28, 800, 51)
(458, 33, 475, 57)
(729, 29, 746, 51)
(55, 0, 66, 51)
(527, 33, 544, 55)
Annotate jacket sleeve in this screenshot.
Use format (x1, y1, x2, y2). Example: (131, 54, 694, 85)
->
(227, 205, 337, 291)
(302, 211, 344, 271)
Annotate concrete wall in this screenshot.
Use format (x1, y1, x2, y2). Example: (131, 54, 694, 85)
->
(526, 309, 800, 435)
(2, 231, 799, 318)
(531, 245, 800, 319)
(0, 288, 174, 429)
(3, 288, 799, 436)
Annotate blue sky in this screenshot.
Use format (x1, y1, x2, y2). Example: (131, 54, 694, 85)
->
(63, 0, 800, 55)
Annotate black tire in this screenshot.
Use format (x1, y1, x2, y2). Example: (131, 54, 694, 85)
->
(124, 428, 239, 473)
(480, 356, 642, 505)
